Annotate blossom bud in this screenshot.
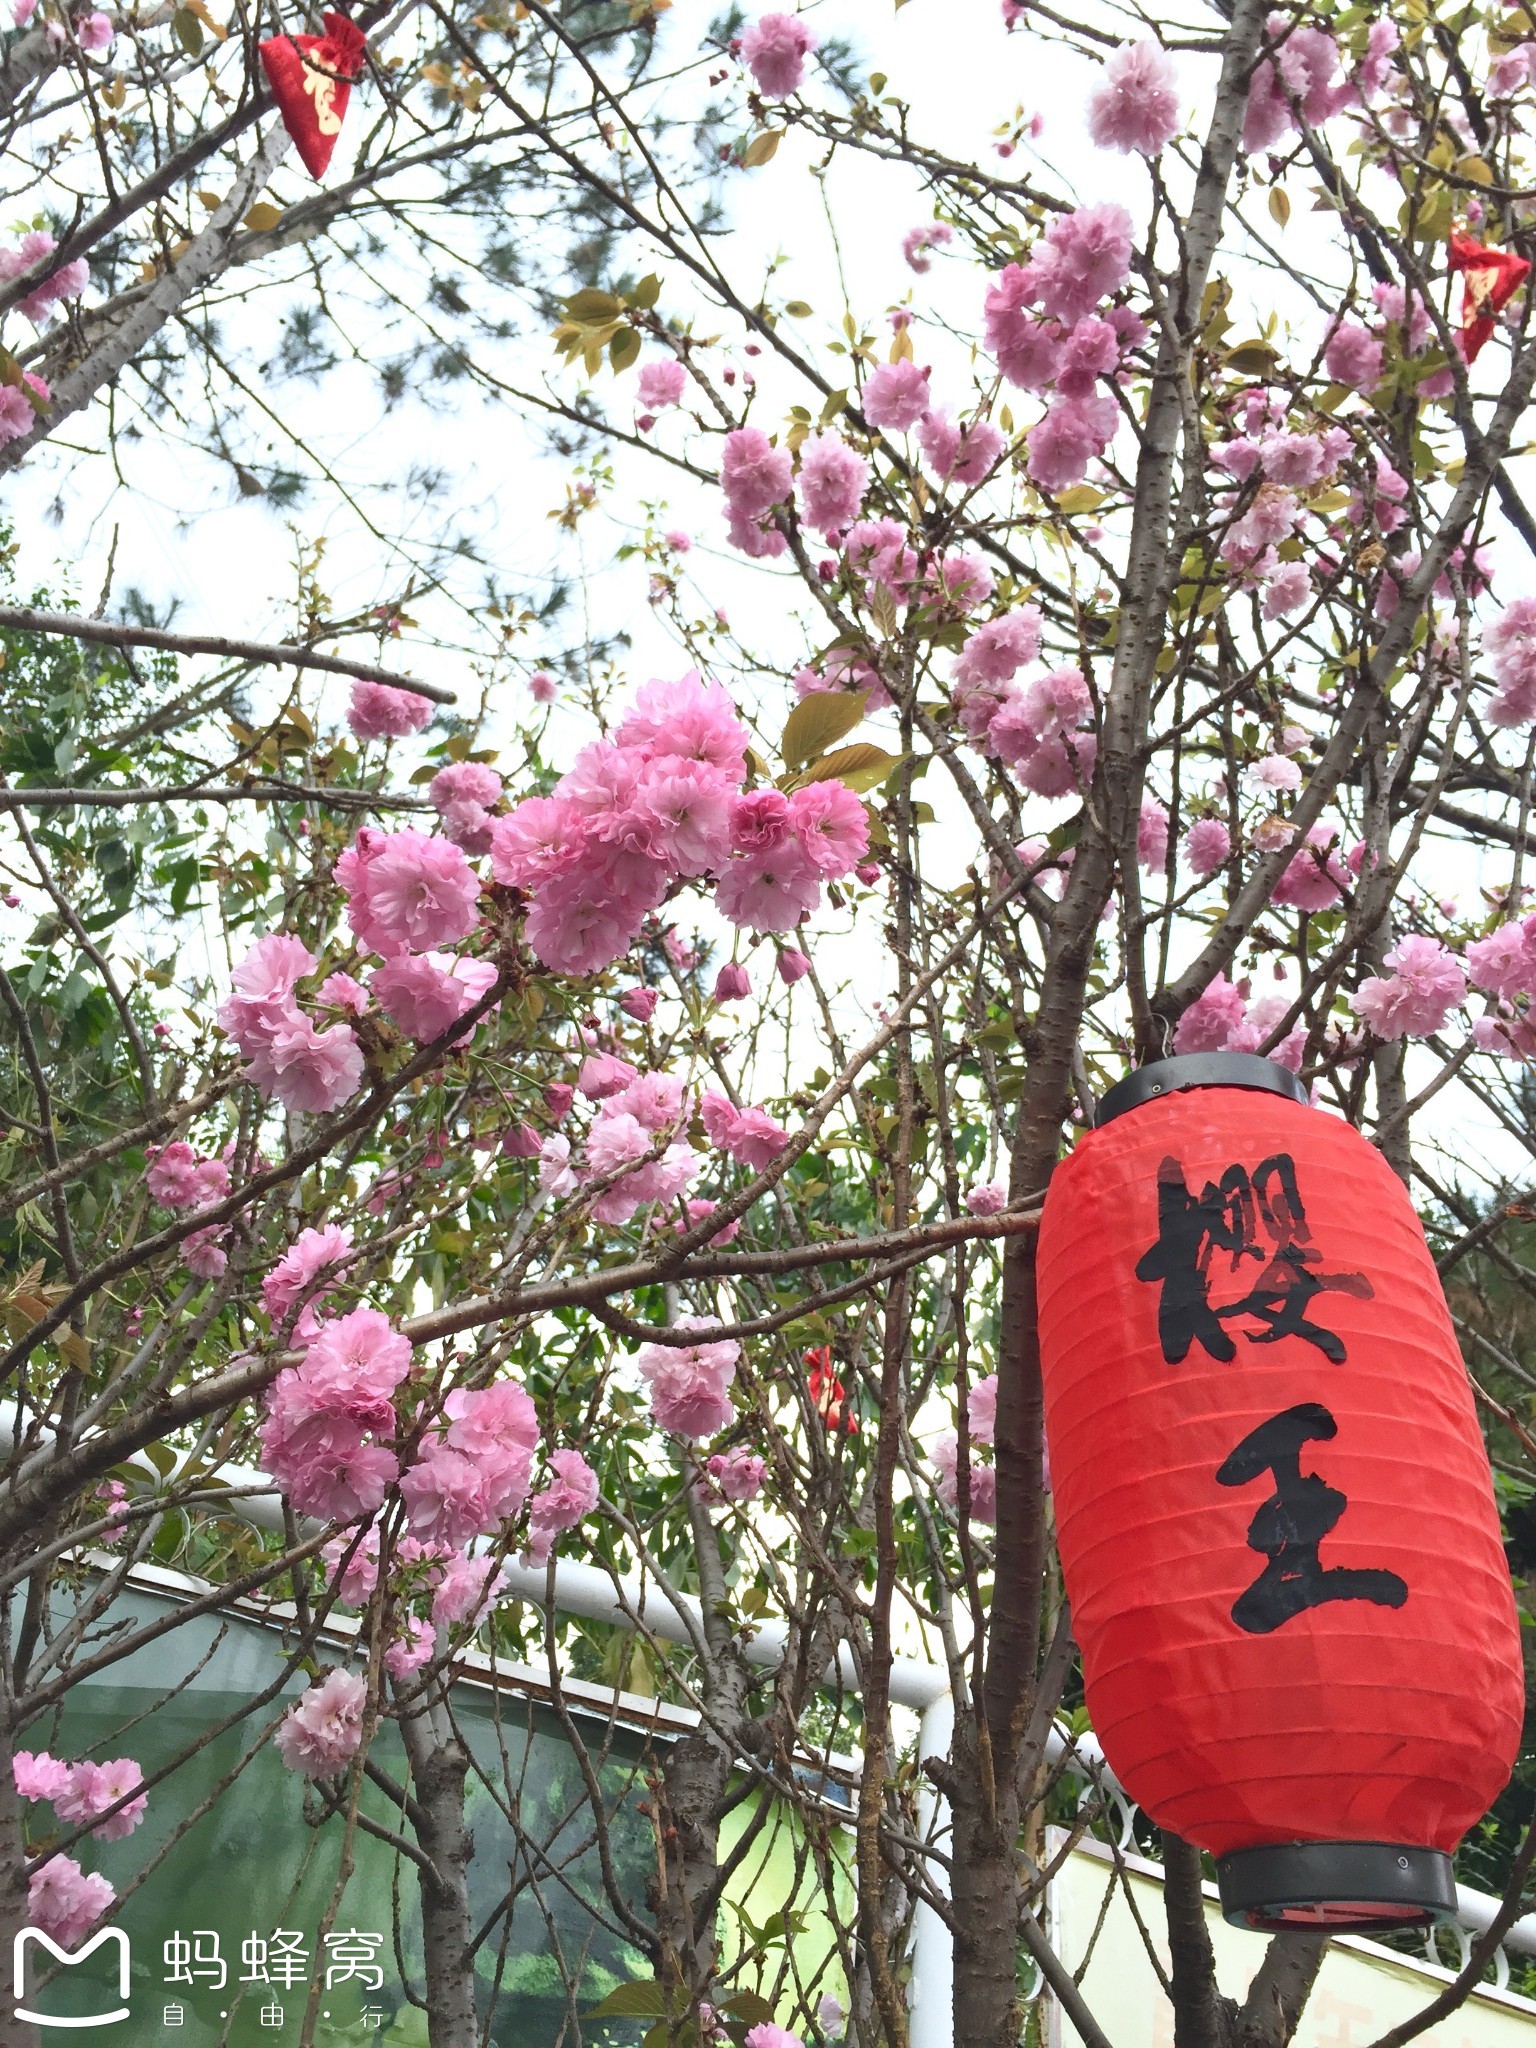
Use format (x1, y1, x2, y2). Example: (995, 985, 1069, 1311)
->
(712, 962, 752, 1004)
(620, 986, 659, 1022)
(776, 948, 811, 985)
(544, 1083, 575, 1118)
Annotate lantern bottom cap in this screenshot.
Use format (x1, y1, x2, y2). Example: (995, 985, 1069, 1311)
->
(1215, 1842, 1456, 1934)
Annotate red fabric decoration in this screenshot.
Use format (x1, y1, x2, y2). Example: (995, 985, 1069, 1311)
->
(1036, 1069, 1522, 1924)
(1448, 231, 1530, 363)
(259, 11, 367, 180)
(805, 1346, 858, 1433)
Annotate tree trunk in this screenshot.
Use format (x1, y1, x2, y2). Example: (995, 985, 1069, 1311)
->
(399, 1695, 480, 2048)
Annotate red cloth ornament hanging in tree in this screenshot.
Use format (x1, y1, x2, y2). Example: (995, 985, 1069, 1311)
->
(1448, 231, 1531, 363)
(805, 1346, 858, 1433)
(259, 11, 368, 180)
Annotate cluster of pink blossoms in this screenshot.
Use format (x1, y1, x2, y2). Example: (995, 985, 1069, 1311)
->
(334, 825, 497, 1043)
(145, 1140, 229, 1209)
(1465, 915, 1536, 1058)
(27, 1856, 115, 1947)
(539, 1062, 697, 1225)
(347, 680, 434, 740)
(263, 1221, 353, 1342)
(1483, 601, 1536, 728)
(931, 1374, 998, 1524)
(1172, 976, 1307, 1068)
(738, 10, 816, 95)
(983, 204, 1142, 492)
(398, 1381, 539, 1549)
(705, 1446, 765, 1503)
(1353, 936, 1467, 1042)
(15, 1750, 147, 1840)
(260, 1306, 412, 1523)
(219, 933, 365, 1116)
(490, 673, 868, 975)
(1086, 42, 1180, 156)
(948, 603, 1098, 799)
(429, 759, 503, 854)
(275, 1669, 367, 1777)
(526, 1447, 601, 1565)
(637, 1321, 741, 1440)
(0, 231, 87, 323)
(0, 367, 47, 450)
(1243, 13, 1400, 152)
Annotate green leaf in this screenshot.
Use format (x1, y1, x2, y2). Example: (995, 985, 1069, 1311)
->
(564, 287, 622, 322)
(1053, 484, 1105, 514)
(630, 272, 662, 309)
(799, 743, 906, 794)
(780, 689, 868, 770)
(610, 326, 641, 372)
(585, 1982, 677, 2018)
(173, 7, 203, 55)
(783, 299, 812, 317)
(1223, 340, 1279, 375)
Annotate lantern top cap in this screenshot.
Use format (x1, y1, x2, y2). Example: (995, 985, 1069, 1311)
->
(1095, 1052, 1308, 1128)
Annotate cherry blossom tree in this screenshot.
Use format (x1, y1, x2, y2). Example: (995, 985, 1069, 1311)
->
(7, 1, 1536, 2047)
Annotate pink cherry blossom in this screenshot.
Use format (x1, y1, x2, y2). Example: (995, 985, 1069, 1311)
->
(14, 1751, 73, 1802)
(620, 985, 660, 1021)
(1138, 798, 1170, 870)
(796, 432, 869, 539)
(1262, 562, 1312, 618)
(919, 410, 1005, 486)
(706, 1447, 765, 1503)
(637, 356, 686, 409)
(1323, 319, 1384, 390)
(145, 1141, 229, 1209)
(322, 1526, 380, 1606)
(637, 1321, 739, 1438)
(529, 670, 558, 703)
(965, 1181, 1006, 1216)
(384, 1619, 436, 1680)
(432, 1550, 507, 1627)
(720, 426, 793, 517)
(27, 1857, 114, 1947)
(346, 682, 434, 741)
(539, 1134, 577, 1196)
(336, 827, 480, 956)
(1025, 204, 1134, 325)
(250, 1013, 364, 1115)
(713, 961, 751, 1004)
(76, 10, 113, 48)
(902, 222, 953, 273)
(1172, 974, 1248, 1054)
(777, 947, 811, 984)
(740, 11, 817, 95)
(372, 952, 497, 1042)
(1486, 599, 1536, 727)
(1026, 391, 1119, 492)
(264, 1223, 354, 1340)
(1270, 824, 1348, 911)
(275, 1669, 368, 1776)
(969, 1374, 998, 1445)
(716, 842, 822, 933)
(1183, 817, 1232, 877)
(931, 1435, 996, 1522)
(863, 359, 932, 432)
(525, 1448, 600, 1565)
(1353, 935, 1467, 1040)
(1466, 918, 1536, 1000)
(789, 780, 869, 877)
(317, 971, 369, 1015)
(182, 1224, 228, 1278)
(1088, 41, 1179, 156)
(54, 1758, 146, 1841)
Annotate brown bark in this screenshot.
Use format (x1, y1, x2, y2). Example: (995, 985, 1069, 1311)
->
(399, 1696, 480, 2048)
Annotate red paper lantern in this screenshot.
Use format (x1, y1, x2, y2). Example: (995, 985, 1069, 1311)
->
(1036, 1052, 1523, 1931)
(259, 11, 367, 181)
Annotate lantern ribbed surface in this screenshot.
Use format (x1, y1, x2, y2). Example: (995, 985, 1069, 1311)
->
(1036, 1074, 1523, 1868)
